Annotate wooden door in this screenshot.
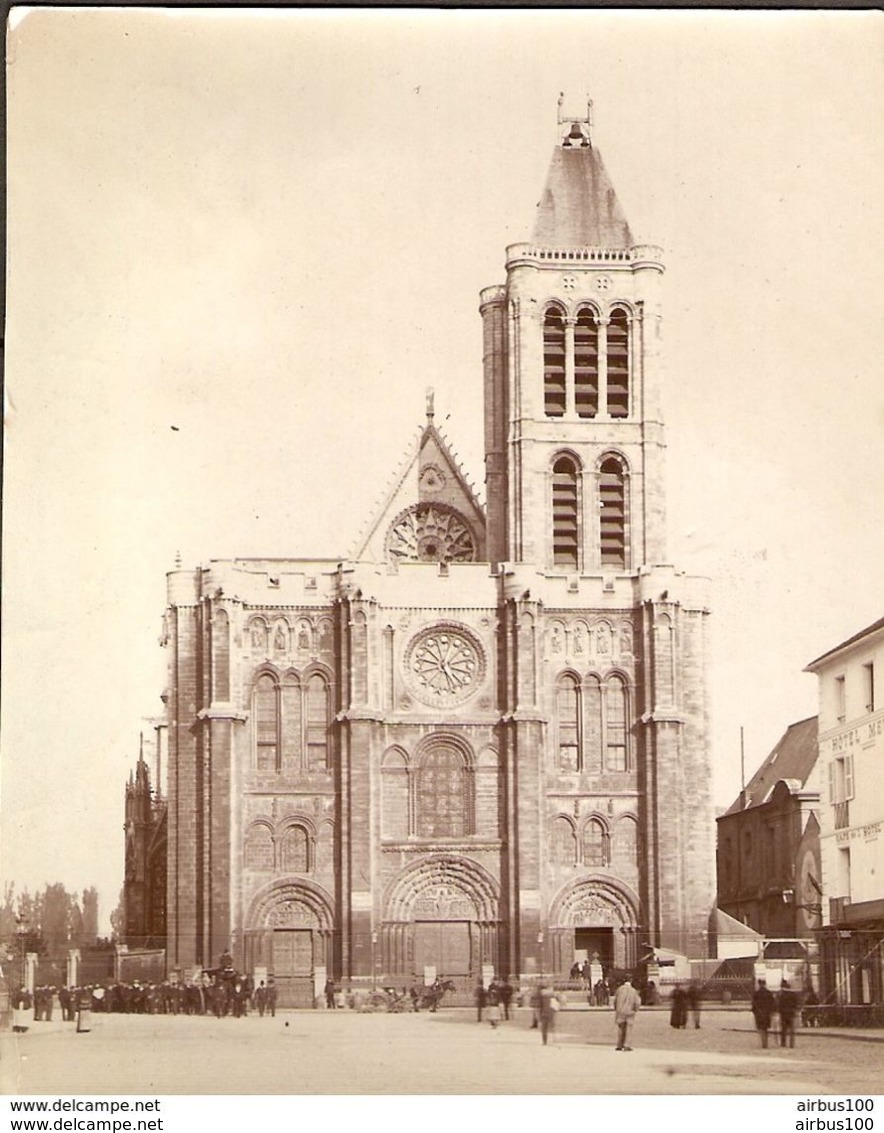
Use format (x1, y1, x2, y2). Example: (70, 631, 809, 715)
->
(272, 929, 314, 1007)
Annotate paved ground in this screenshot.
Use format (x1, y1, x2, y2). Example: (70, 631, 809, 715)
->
(2, 1007, 882, 1096)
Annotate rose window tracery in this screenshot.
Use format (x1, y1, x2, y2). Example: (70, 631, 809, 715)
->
(386, 504, 476, 564)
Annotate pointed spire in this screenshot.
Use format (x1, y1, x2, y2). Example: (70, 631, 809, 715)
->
(533, 94, 633, 248)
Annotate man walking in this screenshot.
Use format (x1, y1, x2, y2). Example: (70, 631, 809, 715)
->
(613, 974, 641, 1051)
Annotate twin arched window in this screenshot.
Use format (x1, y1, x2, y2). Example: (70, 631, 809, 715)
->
(382, 743, 476, 840)
(244, 821, 312, 872)
(555, 671, 631, 772)
(543, 304, 630, 419)
(551, 452, 627, 571)
(252, 670, 331, 772)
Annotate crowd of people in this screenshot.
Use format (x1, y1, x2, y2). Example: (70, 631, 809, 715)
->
(9, 971, 280, 1026)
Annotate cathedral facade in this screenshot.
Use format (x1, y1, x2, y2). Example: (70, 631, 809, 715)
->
(156, 105, 714, 1005)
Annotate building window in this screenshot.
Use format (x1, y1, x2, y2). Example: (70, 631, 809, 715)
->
(552, 456, 579, 569)
(829, 754, 854, 805)
(835, 675, 846, 722)
(254, 674, 280, 770)
(552, 816, 577, 865)
(417, 745, 469, 838)
(278, 824, 310, 873)
(582, 819, 609, 867)
(604, 674, 629, 770)
(305, 674, 330, 771)
(606, 307, 630, 417)
(556, 674, 581, 771)
(543, 307, 566, 418)
(864, 663, 875, 715)
(574, 307, 599, 418)
(599, 457, 626, 569)
(244, 823, 274, 870)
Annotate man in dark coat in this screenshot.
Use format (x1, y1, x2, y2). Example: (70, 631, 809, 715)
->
(752, 979, 775, 1048)
(669, 984, 688, 1029)
(778, 979, 799, 1048)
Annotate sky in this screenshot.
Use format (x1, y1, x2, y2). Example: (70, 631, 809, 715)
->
(3, 8, 883, 934)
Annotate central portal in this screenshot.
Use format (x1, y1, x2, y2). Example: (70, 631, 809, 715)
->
(574, 926, 614, 969)
(272, 928, 314, 1007)
(413, 920, 471, 983)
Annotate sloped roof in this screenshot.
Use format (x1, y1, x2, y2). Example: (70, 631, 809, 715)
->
(711, 907, 764, 940)
(532, 142, 634, 248)
(724, 716, 819, 816)
(805, 614, 884, 671)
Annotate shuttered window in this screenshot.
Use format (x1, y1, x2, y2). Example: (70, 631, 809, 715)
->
(574, 307, 599, 418)
(543, 308, 566, 418)
(606, 307, 629, 417)
(599, 457, 626, 568)
(552, 457, 579, 569)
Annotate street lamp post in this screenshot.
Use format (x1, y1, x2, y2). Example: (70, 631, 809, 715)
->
(537, 931, 544, 983)
(15, 916, 30, 990)
(371, 932, 378, 989)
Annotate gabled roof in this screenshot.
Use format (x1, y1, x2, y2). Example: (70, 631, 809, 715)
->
(532, 126, 634, 248)
(350, 402, 486, 564)
(804, 614, 884, 671)
(723, 716, 819, 816)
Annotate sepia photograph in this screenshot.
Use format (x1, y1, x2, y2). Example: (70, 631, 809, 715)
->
(2, 6, 883, 1110)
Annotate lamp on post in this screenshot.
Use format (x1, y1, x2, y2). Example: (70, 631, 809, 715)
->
(371, 932, 378, 989)
(15, 915, 30, 989)
(537, 931, 544, 983)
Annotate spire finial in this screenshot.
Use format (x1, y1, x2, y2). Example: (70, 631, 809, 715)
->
(174, 549, 182, 569)
(557, 92, 564, 125)
(425, 387, 435, 423)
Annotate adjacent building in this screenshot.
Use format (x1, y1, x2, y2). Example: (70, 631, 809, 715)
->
(806, 616, 884, 1005)
(128, 102, 716, 1004)
(715, 718, 821, 943)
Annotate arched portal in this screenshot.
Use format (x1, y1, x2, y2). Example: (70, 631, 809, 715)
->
(548, 876, 642, 976)
(381, 855, 501, 999)
(244, 879, 335, 1007)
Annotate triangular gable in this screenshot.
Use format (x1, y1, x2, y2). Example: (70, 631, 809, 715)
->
(351, 408, 486, 565)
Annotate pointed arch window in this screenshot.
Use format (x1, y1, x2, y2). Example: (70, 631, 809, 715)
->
(605, 675, 629, 771)
(599, 457, 626, 569)
(552, 456, 579, 569)
(607, 307, 630, 417)
(254, 674, 280, 770)
(543, 307, 566, 418)
(556, 674, 581, 771)
(417, 745, 469, 838)
(583, 819, 610, 868)
(574, 307, 599, 418)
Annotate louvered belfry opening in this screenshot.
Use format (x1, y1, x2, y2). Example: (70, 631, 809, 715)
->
(543, 307, 566, 417)
(607, 307, 630, 417)
(552, 456, 579, 568)
(599, 457, 626, 568)
(574, 306, 599, 418)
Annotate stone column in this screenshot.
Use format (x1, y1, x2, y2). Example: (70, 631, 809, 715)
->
(597, 317, 610, 420)
(564, 317, 576, 417)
